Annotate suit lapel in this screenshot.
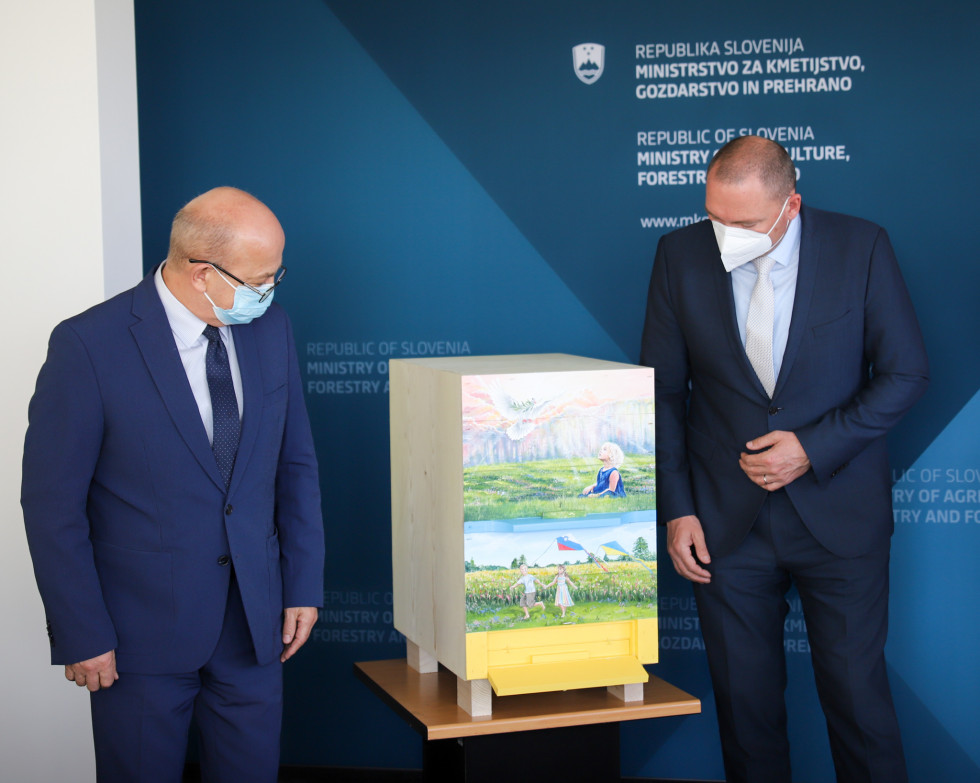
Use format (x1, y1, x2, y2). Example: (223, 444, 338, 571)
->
(774, 206, 818, 397)
(130, 270, 227, 491)
(228, 321, 263, 495)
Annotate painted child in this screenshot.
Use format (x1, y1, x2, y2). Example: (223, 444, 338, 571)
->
(509, 563, 546, 619)
(545, 564, 577, 618)
(580, 441, 627, 497)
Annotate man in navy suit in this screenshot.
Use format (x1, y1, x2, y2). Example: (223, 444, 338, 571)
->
(640, 136, 928, 782)
(22, 187, 325, 782)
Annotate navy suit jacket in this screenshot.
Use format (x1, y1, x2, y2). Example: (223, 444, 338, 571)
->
(22, 269, 325, 673)
(640, 205, 928, 559)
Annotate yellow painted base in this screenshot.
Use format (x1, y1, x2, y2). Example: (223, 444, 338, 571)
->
(465, 618, 657, 696)
(489, 656, 648, 697)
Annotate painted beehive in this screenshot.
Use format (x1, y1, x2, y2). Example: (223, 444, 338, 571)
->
(390, 354, 657, 706)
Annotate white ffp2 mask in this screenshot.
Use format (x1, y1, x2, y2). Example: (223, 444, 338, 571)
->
(712, 196, 789, 271)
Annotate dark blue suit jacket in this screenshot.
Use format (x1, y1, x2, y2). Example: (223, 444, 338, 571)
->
(22, 269, 325, 673)
(640, 205, 928, 559)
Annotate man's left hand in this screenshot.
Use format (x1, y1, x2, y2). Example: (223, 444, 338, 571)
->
(281, 607, 318, 663)
(740, 430, 811, 491)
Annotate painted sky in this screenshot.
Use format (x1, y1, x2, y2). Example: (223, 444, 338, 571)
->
(461, 369, 654, 426)
(460, 368, 655, 466)
(464, 520, 658, 568)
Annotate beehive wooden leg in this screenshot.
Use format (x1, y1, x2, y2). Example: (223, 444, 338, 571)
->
(406, 639, 438, 674)
(457, 676, 493, 716)
(608, 682, 644, 703)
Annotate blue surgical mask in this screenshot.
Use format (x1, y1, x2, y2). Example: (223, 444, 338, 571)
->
(204, 267, 274, 325)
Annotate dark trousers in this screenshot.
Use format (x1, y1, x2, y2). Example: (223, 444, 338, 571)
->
(90, 576, 283, 783)
(693, 490, 907, 783)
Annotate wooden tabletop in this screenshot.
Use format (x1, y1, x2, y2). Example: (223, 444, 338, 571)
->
(354, 659, 701, 741)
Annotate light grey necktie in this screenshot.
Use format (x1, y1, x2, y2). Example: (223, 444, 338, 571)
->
(745, 256, 776, 397)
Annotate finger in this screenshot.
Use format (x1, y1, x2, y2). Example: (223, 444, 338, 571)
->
(282, 611, 298, 644)
(281, 637, 301, 663)
(676, 557, 711, 583)
(282, 632, 310, 661)
(67, 663, 89, 687)
(745, 447, 776, 465)
(690, 530, 711, 565)
(74, 662, 102, 692)
(291, 612, 315, 647)
(283, 617, 313, 660)
(683, 565, 711, 583)
(669, 546, 711, 583)
(739, 453, 765, 476)
(98, 666, 117, 690)
(746, 430, 782, 451)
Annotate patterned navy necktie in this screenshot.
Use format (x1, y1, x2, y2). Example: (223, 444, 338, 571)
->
(203, 325, 239, 488)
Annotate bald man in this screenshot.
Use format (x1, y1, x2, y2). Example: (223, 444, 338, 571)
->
(23, 187, 325, 782)
(641, 138, 927, 782)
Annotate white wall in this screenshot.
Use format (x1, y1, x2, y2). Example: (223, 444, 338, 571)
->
(0, 0, 141, 779)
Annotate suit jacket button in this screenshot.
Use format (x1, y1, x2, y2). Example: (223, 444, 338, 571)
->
(217, 555, 231, 566)
(768, 406, 780, 415)
(225, 504, 233, 516)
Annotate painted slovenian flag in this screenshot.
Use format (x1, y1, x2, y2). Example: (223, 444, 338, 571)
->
(556, 535, 585, 551)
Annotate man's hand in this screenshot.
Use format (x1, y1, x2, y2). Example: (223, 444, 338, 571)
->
(740, 430, 811, 491)
(666, 515, 712, 584)
(281, 607, 318, 663)
(65, 650, 118, 692)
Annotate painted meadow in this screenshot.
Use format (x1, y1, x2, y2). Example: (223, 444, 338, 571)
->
(465, 560, 657, 632)
(463, 454, 656, 521)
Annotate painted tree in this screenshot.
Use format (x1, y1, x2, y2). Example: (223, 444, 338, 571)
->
(632, 536, 652, 561)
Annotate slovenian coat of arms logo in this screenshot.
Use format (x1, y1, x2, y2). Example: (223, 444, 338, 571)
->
(572, 43, 605, 85)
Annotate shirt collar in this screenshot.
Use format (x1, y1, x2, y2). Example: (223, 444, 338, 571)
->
(768, 213, 802, 268)
(154, 262, 216, 348)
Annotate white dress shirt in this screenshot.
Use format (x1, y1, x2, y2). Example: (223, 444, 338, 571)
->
(154, 263, 243, 443)
(730, 214, 802, 382)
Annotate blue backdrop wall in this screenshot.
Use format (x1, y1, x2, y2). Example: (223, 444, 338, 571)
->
(134, 2, 979, 779)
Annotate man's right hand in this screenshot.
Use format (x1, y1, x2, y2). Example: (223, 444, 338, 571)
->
(666, 515, 712, 583)
(65, 649, 118, 692)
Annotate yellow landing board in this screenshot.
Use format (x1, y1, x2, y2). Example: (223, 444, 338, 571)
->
(488, 655, 649, 697)
(465, 618, 658, 681)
